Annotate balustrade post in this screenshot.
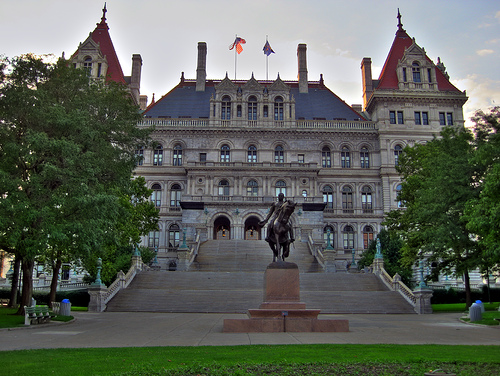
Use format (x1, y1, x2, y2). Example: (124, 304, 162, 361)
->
(413, 287, 433, 314)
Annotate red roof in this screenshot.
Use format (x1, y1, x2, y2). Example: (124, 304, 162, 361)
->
(377, 24, 461, 92)
(91, 8, 126, 84)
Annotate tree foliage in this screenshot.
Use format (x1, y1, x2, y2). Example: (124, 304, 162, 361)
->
(384, 126, 480, 306)
(0, 54, 154, 312)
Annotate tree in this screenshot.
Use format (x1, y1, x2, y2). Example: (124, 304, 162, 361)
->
(0, 54, 152, 314)
(358, 228, 412, 286)
(465, 107, 500, 271)
(384, 127, 480, 307)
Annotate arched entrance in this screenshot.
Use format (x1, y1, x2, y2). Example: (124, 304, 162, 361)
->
(244, 216, 261, 240)
(214, 215, 231, 240)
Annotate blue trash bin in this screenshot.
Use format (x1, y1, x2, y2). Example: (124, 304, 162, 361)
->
(60, 299, 71, 316)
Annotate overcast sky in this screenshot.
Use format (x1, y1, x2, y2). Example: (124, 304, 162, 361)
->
(1, 0, 499, 125)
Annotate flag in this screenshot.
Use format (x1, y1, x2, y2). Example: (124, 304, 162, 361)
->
(263, 40, 275, 56)
(229, 37, 246, 54)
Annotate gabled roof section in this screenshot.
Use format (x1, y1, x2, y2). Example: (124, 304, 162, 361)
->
(376, 10, 461, 93)
(72, 5, 126, 85)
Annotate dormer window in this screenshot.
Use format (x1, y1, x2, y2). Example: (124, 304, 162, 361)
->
(83, 56, 92, 76)
(221, 96, 231, 120)
(274, 96, 284, 121)
(248, 96, 257, 120)
(412, 62, 421, 83)
(402, 67, 407, 82)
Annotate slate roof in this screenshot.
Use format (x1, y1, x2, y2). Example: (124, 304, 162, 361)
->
(144, 80, 365, 121)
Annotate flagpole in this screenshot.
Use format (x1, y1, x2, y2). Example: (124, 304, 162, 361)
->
(266, 35, 269, 81)
(234, 34, 237, 80)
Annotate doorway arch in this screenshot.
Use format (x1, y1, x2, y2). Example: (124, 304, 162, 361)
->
(214, 215, 231, 240)
(244, 216, 261, 240)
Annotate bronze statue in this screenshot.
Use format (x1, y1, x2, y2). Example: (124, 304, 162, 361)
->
(259, 193, 296, 262)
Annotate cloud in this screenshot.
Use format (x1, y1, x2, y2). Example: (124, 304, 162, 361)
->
(476, 49, 494, 56)
(496, 10, 500, 20)
(453, 74, 500, 127)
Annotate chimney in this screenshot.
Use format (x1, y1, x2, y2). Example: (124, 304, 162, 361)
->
(196, 42, 207, 92)
(130, 54, 142, 106)
(361, 57, 373, 111)
(297, 44, 308, 93)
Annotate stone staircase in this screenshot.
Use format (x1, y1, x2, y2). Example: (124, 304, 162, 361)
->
(106, 240, 415, 314)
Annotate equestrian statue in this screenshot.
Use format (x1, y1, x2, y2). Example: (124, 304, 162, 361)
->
(259, 193, 296, 262)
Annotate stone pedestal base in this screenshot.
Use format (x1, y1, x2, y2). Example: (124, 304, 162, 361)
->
(223, 261, 349, 333)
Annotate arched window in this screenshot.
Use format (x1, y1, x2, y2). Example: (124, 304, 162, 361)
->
(247, 145, 257, 163)
(170, 183, 181, 207)
(246, 179, 258, 198)
(135, 146, 144, 166)
(275, 180, 286, 197)
(360, 147, 370, 168)
(218, 179, 230, 199)
(363, 225, 374, 249)
(221, 96, 231, 120)
(274, 145, 284, 163)
(394, 144, 403, 166)
(322, 185, 334, 209)
(412, 62, 421, 83)
(148, 230, 160, 251)
(248, 96, 257, 120)
(361, 186, 373, 212)
(343, 225, 355, 250)
(341, 146, 350, 168)
(168, 224, 180, 250)
(220, 144, 230, 163)
(153, 144, 163, 166)
(302, 190, 307, 198)
(274, 96, 284, 121)
(151, 183, 161, 207)
(173, 144, 182, 166)
(322, 146, 331, 168)
(83, 56, 92, 76)
(342, 185, 353, 213)
(396, 184, 404, 208)
(324, 225, 334, 246)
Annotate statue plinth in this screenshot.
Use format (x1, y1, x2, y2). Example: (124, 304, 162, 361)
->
(223, 261, 349, 333)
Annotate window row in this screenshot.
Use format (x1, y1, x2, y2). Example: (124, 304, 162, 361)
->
(401, 61, 433, 84)
(389, 110, 453, 126)
(138, 144, 372, 168)
(148, 224, 181, 251)
(220, 95, 286, 121)
(322, 185, 374, 213)
(323, 225, 376, 250)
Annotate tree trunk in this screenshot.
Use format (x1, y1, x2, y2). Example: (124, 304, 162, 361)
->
(15, 259, 34, 316)
(8, 255, 21, 308)
(48, 258, 62, 308)
(464, 269, 472, 308)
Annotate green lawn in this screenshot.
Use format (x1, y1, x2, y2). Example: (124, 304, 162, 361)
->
(2, 344, 500, 376)
(432, 302, 499, 312)
(0, 306, 74, 328)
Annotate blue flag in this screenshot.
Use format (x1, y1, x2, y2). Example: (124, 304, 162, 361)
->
(263, 40, 275, 56)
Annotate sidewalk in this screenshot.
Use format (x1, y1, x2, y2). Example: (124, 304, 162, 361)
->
(1, 311, 499, 351)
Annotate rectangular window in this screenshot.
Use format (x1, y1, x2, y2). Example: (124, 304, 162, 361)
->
(397, 111, 404, 124)
(427, 68, 432, 83)
(298, 154, 304, 163)
(439, 112, 446, 125)
(422, 112, 429, 125)
(199, 153, 206, 162)
(237, 105, 242, 117)
(263, 105, 268, 118)
(402, 68, 407, 82)
(447, 112, 453, 125)
(414, 112, 421, 125)
(389, 111, 396, 124)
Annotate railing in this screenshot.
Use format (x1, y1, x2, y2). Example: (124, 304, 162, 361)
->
(307, 235, 325, 269)
(32, 281, 90, 291)
(102, 262, 143, 305)
(376, 267, 417, 307)
(138, 118, 377, 131)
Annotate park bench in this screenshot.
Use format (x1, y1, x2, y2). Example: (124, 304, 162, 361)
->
(24, 305, 56, 326)
(0, 298, 9, 306)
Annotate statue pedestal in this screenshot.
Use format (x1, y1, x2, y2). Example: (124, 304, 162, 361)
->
(223, 262, 349, 333)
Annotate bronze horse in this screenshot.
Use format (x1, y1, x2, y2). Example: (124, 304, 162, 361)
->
(266, 200, 296, 262)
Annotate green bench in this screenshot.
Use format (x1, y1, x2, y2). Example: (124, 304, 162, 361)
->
(24, 305, 56, 326)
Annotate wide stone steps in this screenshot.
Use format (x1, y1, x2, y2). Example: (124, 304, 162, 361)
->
(106, 270, 415, 314)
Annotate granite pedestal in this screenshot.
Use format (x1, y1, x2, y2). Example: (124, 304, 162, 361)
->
(223, 261, 349, 332)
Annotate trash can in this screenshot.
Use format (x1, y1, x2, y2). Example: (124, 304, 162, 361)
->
(475, 300, 485, 313)
(469, 302, 482, 322)
(60, 299, 71, 316)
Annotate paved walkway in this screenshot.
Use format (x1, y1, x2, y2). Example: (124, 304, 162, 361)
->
(1, 312, 499, 350)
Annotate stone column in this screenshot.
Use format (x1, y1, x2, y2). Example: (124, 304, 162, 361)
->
(88, 284, 107, 312)
(413, 287, 433, 314)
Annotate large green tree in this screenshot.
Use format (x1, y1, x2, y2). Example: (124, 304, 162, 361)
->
(465, 107, 500, 271)
(384, 127, 480, 307)
(0, 54, 152, 313)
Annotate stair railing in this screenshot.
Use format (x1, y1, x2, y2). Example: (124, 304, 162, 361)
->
(307, 235, 325, 268)
(375, 266, 417, 309)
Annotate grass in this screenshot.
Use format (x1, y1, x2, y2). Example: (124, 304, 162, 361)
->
(432, 302, 499, 312)
(0, 306, 74, 328)
(1, 344, 500, 375)
(462, 311, 500, 326)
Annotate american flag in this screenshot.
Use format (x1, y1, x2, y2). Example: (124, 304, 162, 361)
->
(229, 37, 246, 54)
